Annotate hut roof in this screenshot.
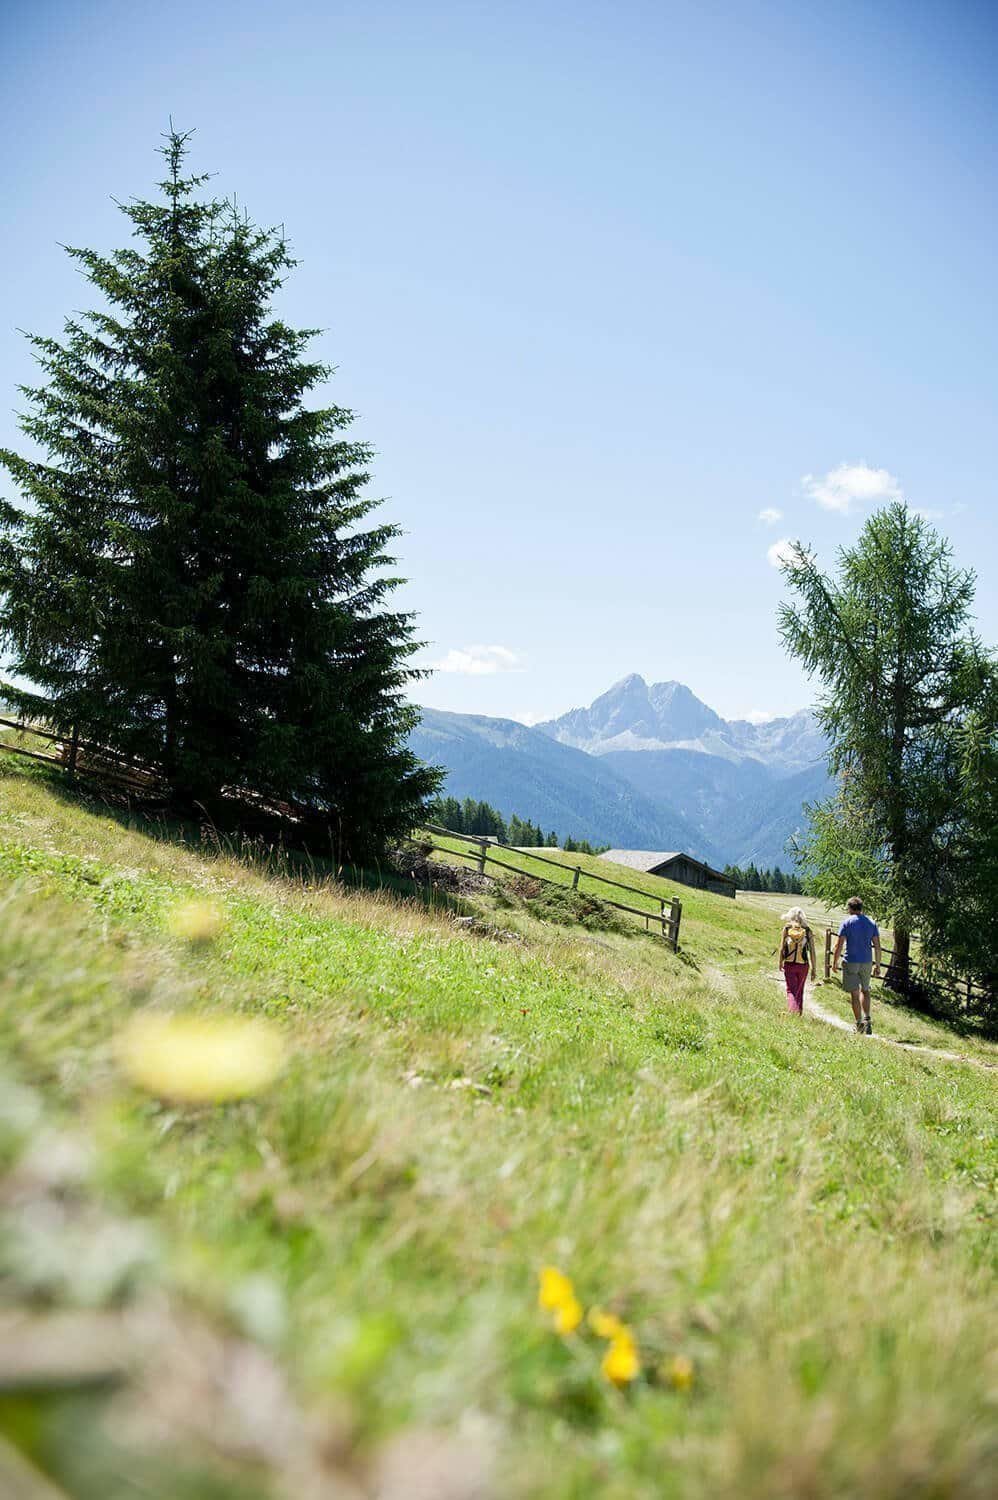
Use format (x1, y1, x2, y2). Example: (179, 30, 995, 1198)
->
(601, 849, 682, 872)
(601, 849, 734, 884)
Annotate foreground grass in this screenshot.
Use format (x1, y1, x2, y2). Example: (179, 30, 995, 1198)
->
(1, 768, 996, 1498)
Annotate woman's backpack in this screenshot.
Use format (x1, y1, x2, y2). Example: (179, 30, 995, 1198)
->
(781, 922, 811, 965)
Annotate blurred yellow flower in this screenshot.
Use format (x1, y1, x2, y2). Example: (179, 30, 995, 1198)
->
(665, 1353, 695, 1391)
(588, 1307, 624, 1339)
(167, 898, 225, 945)
(537, 1267, 585, 1337)
(601, 1329, 640, 1387)
(537, 1266, 575, 1312)
(553, 1295, 583, 1335)
(118, 1012, 282, 1103)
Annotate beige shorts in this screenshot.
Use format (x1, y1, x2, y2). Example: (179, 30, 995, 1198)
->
(842, 961, 873, 994)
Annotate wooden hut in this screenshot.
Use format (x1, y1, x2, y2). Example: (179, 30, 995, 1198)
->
(600, 849, 736, 899)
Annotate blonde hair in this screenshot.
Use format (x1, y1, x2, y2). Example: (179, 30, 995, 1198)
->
(782, 907, 809, 927)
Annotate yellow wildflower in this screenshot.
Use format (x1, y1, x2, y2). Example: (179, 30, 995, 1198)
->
(588, 1307, 624, 1339)
(665, 1353, 695, 1391)
(537, 1266, 575, 1312)
(167, 899, 225, 945)
(118, 1012, 282, 1103)
(602, 1330, 640, 1387)
(553, 1295, 584, 1335)
(537, 1267, 585, 1337)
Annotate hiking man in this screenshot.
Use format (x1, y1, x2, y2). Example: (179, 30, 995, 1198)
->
(832, 896, 882, 1034)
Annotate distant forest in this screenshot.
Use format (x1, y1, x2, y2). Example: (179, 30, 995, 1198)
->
(723, 862, 802, 894)
(428, 798, 801, 883)
(426, 796, 609, 855)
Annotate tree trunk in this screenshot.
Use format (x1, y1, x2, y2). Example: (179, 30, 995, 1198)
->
(885, 925, 912, 996)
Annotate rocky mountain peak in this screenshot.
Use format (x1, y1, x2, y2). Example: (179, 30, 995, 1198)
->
(536, 675, 822, 772)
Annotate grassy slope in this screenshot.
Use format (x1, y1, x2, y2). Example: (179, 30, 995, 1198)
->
(426, 834, 994, 1057)
(1, 765, 996, 1499)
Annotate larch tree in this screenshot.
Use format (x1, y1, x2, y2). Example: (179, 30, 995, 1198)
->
(0, 130, 439, 859)
(778, 502, 989, 994)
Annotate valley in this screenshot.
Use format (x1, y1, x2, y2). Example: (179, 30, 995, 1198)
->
(412, 675, 833, 870)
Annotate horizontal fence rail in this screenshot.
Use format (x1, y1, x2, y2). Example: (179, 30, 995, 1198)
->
(823, 927, 990, 1012)
(413, 823, 682, 950)
(0, 717, 157, 792)
(0, 719, 303, 826)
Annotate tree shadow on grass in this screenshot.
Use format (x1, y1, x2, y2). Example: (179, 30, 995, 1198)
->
(0, 761, 474, 924)
(876, 985, 997, 1044)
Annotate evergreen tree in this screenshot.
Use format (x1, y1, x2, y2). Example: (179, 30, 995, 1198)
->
(0, 132, 439, 858)
(444, 796, 464, 832)
(779, 504, 990, 993)
(924, 673, 998, 1011)
(427, 796, 464, 833)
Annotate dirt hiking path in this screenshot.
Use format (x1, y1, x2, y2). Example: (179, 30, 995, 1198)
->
(773, 974, 996, 1071)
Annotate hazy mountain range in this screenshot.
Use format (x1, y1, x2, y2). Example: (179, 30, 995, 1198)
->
(410, 674, 833, 870)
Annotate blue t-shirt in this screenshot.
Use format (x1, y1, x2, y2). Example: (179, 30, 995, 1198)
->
(839, 913, 879, 964)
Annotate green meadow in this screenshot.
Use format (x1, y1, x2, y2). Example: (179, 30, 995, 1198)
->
(1, 762, 996, 1498)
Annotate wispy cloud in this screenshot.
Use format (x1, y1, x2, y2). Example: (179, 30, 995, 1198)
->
(758, 507, 783, 525)
(767, 538, 796, 569)
(802, 462, 903, 515)
(430, 644, 523, 676)
(910, 506, 945, 522)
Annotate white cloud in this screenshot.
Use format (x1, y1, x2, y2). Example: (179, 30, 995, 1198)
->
(758, 507, 783, 525)
(802, 462, 903, 515)
(743, 709, 779, 724)
(767, 538, 796, 569)
(430, 644, 523, 676)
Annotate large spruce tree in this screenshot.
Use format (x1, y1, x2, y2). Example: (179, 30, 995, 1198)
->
(0, 131, 438, 857)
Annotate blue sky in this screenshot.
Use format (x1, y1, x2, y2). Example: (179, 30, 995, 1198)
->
(2, 0, 996, 724)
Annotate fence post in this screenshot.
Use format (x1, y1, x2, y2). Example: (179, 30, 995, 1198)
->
(670, 898, 682, 950)
(478, 839, 488, 875)
(66, 725, 80, 778)
(572, 865, 581, 890)
(824, 927, 832, 981)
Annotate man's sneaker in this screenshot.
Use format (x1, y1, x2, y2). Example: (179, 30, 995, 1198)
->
(865, 1018, 873, 1035)
(855, 1020, 865, 1033)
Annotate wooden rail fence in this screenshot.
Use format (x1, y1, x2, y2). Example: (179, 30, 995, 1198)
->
(413, 823, 682, 950)
(823, 926, 991, 1014)
(0, 717, 158, 793)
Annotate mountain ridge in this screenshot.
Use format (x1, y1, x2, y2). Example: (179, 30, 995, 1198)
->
(410, 675, 832, 870)
(537, 673, 825, 773)
(409, 705, 724, 862)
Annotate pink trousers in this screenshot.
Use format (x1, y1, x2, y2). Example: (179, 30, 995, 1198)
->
(783, 962, 808, 1014)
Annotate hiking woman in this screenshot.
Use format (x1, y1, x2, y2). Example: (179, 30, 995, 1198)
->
(779, 906, 816, 1014)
